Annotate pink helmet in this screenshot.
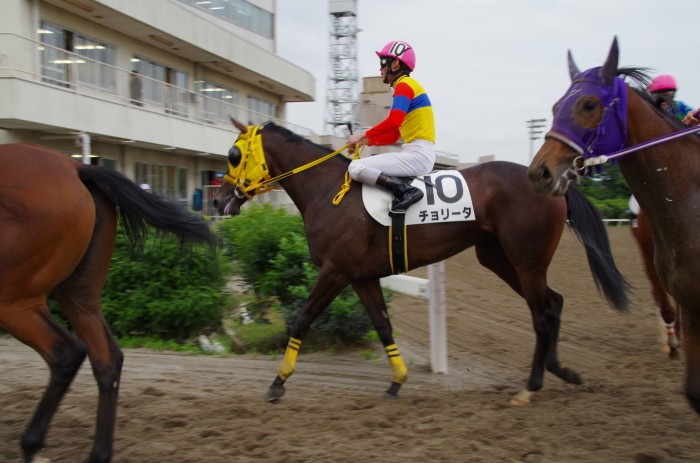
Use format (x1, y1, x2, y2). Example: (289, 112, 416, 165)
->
(648, 75, 677, 93)
(376, 40, 416, 71)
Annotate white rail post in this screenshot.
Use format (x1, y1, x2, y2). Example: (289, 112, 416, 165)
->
(428, 261, 448, 374)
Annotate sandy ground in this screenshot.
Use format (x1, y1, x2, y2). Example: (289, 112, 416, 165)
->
(2, 227, 700, 462)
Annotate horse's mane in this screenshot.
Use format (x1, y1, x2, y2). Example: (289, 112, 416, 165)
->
(261, 122, 351, 164)
(618, 66, 687, 129)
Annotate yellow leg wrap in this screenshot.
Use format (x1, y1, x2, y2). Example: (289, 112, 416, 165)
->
(385, 344, 408, 384)
(278, 337, 301, 380)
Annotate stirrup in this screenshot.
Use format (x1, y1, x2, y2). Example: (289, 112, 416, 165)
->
(390, 189, 423, 214)
(389, 203, 407, 215)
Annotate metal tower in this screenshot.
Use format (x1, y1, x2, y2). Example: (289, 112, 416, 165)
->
(325, 0, 361, 137)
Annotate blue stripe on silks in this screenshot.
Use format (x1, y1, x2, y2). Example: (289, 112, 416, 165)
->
(391, 95, 410, 113)
(408, 93, 432, 112)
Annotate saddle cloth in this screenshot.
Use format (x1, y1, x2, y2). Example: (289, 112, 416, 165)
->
(362, 170, 476, 226)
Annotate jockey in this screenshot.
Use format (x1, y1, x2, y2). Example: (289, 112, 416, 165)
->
(346, 40, 436, 213)
(648, 75, 694, 122)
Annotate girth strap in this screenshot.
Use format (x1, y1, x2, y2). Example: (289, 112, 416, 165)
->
(388, 214, 408, 275)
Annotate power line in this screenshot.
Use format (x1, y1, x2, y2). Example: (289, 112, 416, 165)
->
(526, 118, 547, 162)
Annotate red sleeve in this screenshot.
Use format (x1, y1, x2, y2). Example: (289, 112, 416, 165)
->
(365, 81, 414, 146)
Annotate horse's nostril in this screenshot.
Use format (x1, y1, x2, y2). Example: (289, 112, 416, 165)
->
(540, 166, 552, 181)
(212, 199, 219, 208)
(528, 165, 551, 183)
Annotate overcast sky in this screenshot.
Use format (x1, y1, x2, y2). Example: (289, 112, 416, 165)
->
(275, 0, 700, 166)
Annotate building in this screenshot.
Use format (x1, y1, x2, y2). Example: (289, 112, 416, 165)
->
(0, 0, 316, 206)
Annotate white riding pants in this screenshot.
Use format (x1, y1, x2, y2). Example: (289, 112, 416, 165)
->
(348, 139, 436, 185)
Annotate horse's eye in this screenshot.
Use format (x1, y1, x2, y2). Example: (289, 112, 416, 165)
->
(228, 146, 241, 167)
(583, 100, 597, 112)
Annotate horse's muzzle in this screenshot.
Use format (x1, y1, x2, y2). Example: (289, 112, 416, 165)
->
(528, 164, 569, 197)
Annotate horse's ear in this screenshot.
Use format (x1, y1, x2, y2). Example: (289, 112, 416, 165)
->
(599, 36, 619, 87)
(567, 50, 580, 82)
(229, 116, 248, 134)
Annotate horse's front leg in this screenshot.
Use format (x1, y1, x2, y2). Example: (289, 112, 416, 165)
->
(265, 266, 349, 402)
(352, 279, 407, 399)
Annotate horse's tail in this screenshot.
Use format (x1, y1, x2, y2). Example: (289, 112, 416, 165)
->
(78, 164, 217, 248)
(564, 185, 631, 312)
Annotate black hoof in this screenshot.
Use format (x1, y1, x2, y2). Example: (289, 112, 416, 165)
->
(669, 347, 682, 360)
(265, 385, 285, 402)
(379, 391, 399, 400)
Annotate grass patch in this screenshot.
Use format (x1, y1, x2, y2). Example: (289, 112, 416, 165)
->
(116, 336, 200, 353)
(226, 307, 288, 354)
(363, 331, 400, 342)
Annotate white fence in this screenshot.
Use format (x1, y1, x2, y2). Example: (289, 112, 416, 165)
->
(602, 219, 630, 226)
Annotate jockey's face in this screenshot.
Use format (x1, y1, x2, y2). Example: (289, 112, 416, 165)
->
(379, 57, 401, 85)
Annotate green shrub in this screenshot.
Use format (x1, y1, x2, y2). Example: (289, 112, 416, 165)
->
(590, 197, 629, 219)
(216, 203, 304, 288)
(100, 229, 231, 341)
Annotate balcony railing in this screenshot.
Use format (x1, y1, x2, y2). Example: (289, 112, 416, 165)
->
(0, 33, 315, 138)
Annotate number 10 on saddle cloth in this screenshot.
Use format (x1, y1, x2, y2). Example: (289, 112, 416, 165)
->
(362, 170, 476, 226)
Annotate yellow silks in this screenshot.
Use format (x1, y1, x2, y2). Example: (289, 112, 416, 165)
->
(332, 141, 364, 206)
(385, 344, 408, 384)
(278, 337, 302, 380)
(223, 125, 360, 205)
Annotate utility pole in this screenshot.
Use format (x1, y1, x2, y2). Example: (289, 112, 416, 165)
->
(526, 118, 547, 162)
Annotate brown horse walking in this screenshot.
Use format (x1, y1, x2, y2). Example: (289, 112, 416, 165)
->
(527, 38, 700, 414)
(630, 206, 680, 358)
(215, 119, 630, 406)
(0, 143, 217, 462)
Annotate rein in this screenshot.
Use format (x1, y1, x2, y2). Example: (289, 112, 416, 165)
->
(581, 124, 700, 168)
(566, 122, 700, 184)
(224, 125, 363, 204)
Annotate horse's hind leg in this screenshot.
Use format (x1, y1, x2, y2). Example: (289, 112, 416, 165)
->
(0, 302, 88, 463)
(681, 306, 700, 414)
(475, 240, 580, 406)
(352, 279, 407, 399)
(633, 220, 680, 358)
(266, 266, 348, 402)
(51, 191, 123, 463)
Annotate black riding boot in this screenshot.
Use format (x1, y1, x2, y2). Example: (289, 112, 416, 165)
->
(375, 174, 424, 212)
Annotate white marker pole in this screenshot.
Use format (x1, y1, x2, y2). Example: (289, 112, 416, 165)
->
(428, 261, 448, 374)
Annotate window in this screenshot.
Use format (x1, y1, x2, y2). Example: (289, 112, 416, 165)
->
(135, 161, 188, 203)
(132, 56, 166, 106)
(132, 57, 189, 114)
(39, 21, 116, 92)
(246, 96, 277, 125)
(39, 22, 69, 87)
(100, 157, 117, 170)
(180, 0, 273, 38)
(197, 80, 238, 122)
(55, 149, 113, 167)
(74, 34, 116, 92)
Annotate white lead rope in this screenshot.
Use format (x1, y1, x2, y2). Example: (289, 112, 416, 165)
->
(582, 125, 700, 168)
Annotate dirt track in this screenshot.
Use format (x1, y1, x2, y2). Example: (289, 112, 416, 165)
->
(2, 227, 700, 462)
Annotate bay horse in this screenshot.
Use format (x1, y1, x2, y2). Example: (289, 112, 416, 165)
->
(527, 38, 700, 414)
(629, 205, 680, 358)
(215, 119, 630, 406)
(0, 143, 217, 462)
